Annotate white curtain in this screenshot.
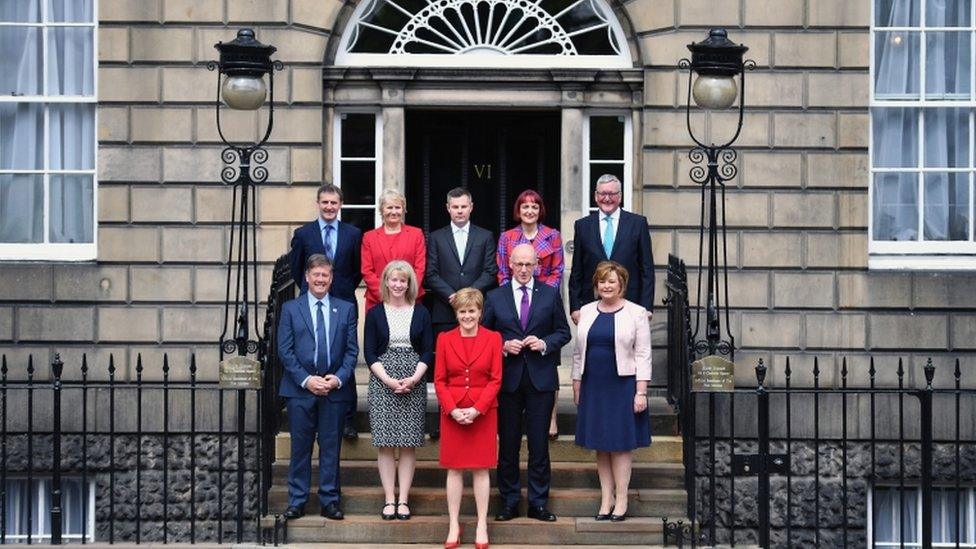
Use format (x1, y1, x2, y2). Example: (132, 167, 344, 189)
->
(873, 487, 920, 544)
(872, 0, 971, 242)
(0, 0, 95, 245)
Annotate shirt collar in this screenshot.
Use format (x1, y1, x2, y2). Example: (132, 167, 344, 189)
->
(452, 221, 470, 233)
(601, 208, 621, 222)
(318, 217, 339, 231)
(307, 291, 330, 308)
(514, 278, 535, 292)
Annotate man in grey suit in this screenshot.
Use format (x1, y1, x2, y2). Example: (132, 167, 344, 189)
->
(424, 186, 498, 437)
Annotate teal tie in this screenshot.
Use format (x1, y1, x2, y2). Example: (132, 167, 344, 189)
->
(603, 215, 614, 258)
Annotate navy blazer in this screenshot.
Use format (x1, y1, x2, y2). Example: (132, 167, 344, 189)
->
(276, 293, 359, 401)
(482, 280, 571, 393)
(425, 223, 497, 325)
(289, 219, 363, 303)
(568, 209, 655, 312)
(363, 304, 435, 367)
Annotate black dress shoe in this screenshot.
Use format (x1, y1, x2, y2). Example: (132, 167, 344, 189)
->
(527, 506, 557, 522)
(594, 507, 614, 521)
(609, 513, 627, 522)
(494, 506, 519, 521)
(343, 424, 359, 440)
(283, 505, 304, 520)
(321, 502, 345, 520)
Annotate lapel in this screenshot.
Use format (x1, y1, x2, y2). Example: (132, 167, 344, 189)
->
(310, 219, 327, 255)
(298, 293, 315, 336)
(500, 283, 520, 331)
(447, 328, 489, 366)
(525, 283, 544, 331)
(460, 226, 477, 268)
(333, 221, 347, 260)
(328, 299, 340, 359)
(443, 228, 463, 268)
(608, 211, 627, 259)
(588, 212, 608, 260)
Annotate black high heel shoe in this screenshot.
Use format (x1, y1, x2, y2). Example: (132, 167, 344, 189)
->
(381, 502, 396, 520)
(594, 506, 614, 521)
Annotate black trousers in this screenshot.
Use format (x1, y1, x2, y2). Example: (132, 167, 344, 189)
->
(496, 367, 555, 509)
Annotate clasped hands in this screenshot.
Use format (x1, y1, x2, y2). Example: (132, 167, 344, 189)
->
(306, 374, 340, 396)
(503, 335, 545, 355)
(384, 375, 420, 394)
(449, 407, 481, 425)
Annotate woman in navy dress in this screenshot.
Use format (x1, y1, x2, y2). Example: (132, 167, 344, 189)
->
(571, 261, 651, 522)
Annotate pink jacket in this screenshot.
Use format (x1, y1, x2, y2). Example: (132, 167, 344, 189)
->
(571, 300, 652, 381)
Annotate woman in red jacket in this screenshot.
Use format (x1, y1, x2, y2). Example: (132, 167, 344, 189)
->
(361, 188, 427, 311)
(434, 287, 502, 549)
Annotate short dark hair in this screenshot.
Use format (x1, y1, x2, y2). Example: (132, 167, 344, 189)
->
(305, 253, 334, 272)
(446, 187, 472, 202)
(513, 189, 546, 222)
(317, 183, 343, 202)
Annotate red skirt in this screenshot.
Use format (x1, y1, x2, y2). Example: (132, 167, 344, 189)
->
(438, 395, 498, 469)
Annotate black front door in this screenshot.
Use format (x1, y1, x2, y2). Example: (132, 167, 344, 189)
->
(405, 111, 561, 239)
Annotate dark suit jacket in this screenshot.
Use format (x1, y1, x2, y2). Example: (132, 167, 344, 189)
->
(276, 292, 359, 401)
(289, 219, 363, 303)
(425, 223, 497, 325)
(482, 280, 571, 393)
(363, 304, 435, 367)
(568, 210, 655, 313)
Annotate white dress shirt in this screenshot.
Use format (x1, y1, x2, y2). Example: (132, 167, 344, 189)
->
(452, 221, 469, 264)
(600, 207, 621, 244)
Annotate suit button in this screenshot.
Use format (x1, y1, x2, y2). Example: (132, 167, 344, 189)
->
(465, 377, 469, 381)
(465, 385, 470, 389)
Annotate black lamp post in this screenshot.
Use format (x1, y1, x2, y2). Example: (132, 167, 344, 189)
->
(208, 28, 282, 542)
(679, 28, 752, 360)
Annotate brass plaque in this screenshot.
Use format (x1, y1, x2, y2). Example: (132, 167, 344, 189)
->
(691, 355, 735, 392)
(219, 356, 263, 389)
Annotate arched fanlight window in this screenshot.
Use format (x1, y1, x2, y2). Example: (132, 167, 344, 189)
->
(335, 0, 632, 68)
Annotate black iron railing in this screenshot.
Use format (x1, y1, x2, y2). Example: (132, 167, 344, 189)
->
(0, 352, 264, 544)
(663, 255, 976, 548)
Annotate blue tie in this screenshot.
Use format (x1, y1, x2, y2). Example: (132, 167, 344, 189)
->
(315, 301, 329, 372)
(322, 224, 334, 260)
(603, 215, 614, 258)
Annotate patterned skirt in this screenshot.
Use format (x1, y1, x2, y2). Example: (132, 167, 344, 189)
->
(368, 346, 427, 447)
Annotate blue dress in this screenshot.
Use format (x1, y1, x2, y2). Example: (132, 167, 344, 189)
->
(575, 309, 651, 452)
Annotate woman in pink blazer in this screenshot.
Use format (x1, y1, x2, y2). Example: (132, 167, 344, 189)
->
(571, 261, 651, 522)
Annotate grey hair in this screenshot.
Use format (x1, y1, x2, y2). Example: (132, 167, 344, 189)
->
(595, 174, 622, 191)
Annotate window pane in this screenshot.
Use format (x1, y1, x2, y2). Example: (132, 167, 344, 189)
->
(589, 116, 624, 160)
(49, 103, 94, 169)
(341, 207, 376, 234)
(0, 26, 42, 96)
(49, 174, 93, 243)
(873, 172, 919, 241)
(0, 103, 43, 169)
(874, 32, 921, 99)
(0, 1, 41, 23)
(48, 0, 94, 22)
(932, 488, 972, 543)
(925, 32, 971, 99)
(923, 172, 969, 240)
(340, 113, 375, 158)
(339, 160, 376, 204)
(872, 107, 919, 168)
(0, 174, 44, 243)
(926, 0, 970, 27)
(589, 163, 625, 209)
(876, 0, 920, 26)
(47, 27, 94, 96)
(923, 108, 969, 168)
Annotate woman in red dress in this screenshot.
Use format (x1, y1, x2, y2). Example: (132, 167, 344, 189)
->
(434, 287, 502, 549)
(361, 188, 427, 311)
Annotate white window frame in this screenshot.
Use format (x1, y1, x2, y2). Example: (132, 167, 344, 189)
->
(0, 2, 98, 261)
(868, 0, 976, 270)
(3, 477, 96, 543)
(582, 111, 633, 216)
(332, 109, 384, 228)
(334, 0, 632, 69)
(868, 485, 976, 547)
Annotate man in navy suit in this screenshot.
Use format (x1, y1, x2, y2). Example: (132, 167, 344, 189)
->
(568, 174, 655, 324)
(424, 186, 497, 438)
(482, 244, 571, 522)
(277, 254, 359, 521)
(289, 183, 363, 439)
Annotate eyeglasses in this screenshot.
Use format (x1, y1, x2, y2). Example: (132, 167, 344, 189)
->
(512, 262, 537, 269)
(595, 191, 621, 198)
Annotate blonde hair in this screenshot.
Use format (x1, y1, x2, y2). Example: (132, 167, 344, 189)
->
(451, 287, 484, 313)
(592, 260, 628, 298)
(379, 188, 407, 213)
(380, 260, 418, 303)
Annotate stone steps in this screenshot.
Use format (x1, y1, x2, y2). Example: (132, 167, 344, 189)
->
(267, 484, 688, 518)
(272, 459, 686, 490)
(274, 433, 683, 463)
(262, 514, 675, 545)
